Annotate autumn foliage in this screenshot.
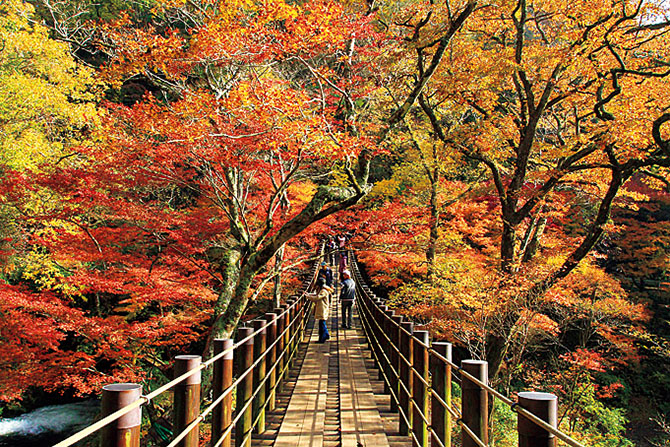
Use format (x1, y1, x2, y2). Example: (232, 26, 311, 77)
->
(1, 0, 670, 443)
(1, 0, 386, 401)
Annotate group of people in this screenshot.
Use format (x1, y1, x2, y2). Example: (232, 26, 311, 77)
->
(306, 258, 356, 343)
(325, 233, 353, 275)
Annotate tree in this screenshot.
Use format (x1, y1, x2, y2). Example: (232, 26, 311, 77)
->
(0, 0, 204, 402)
(0, 0, 99, 264)
(23, 0, 479, 343)
(1, 0, 480, 399)
(369, 0, 670, 377)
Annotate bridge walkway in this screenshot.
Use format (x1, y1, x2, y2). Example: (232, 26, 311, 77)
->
(269, 299, 410, 447)
(52, 249, 582, 447)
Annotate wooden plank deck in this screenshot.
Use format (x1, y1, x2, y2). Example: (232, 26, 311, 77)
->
(273, 321, 330, 447)
(273, 297, 408, 447)
(339, 324, 391, 447)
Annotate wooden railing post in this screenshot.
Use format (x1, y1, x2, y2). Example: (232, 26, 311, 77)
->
(173, 355, 201, 447)
(100, 383, 142, 447)
(399, 321, 414, 436)
(212, 339, 233, 447)
(274, 306, 287, 392)
(265, 312, 278, 411)
(235, 327, 254, 447)
(382, 308, 394, 394)
(413, 331, 430, 447)
(518, 392, 558, 447)
(461, 360, 489, 447)
(431, 342, 452, 447)
(286, 299, 295, 370)
(252, 319, 268, 434)
(390, 314, 404, 413)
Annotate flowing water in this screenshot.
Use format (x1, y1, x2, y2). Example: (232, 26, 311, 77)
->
(0, 400, 99, 446)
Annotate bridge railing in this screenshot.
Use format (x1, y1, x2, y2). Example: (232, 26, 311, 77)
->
(349, 252, 587, 447)
(53, 249, 321, 447)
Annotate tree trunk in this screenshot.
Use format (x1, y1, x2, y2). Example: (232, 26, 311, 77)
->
(209, 263, 256, 341)
(521, 216, 546, 263)
(273, 245, 285, 308)
(500, 218, 517, 273)
(212, 248, 242, 315)
(485, 321, 516, 382)
(486, 170, 625, 378)
(426, 177, 439, 279)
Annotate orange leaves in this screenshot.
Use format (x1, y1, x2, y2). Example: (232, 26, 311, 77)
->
(284, 0, 354, 54)
(560, 348, 609, 373)
(520, 311, 560, 337)
(0, 0, 387, 404)
(0, 284, 109, 400)
(104, 0, 371, 82)
(102, 23, 187, 83)
(547, 259, 650, 323)
(190, 3, 289, 65)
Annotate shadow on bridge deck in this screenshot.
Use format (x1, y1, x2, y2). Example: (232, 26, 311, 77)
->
(258, 302, 412, 447)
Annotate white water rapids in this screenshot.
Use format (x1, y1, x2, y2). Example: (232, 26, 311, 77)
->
(0, 400, 98, 446)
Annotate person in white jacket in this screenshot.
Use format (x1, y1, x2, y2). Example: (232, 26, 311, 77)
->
(306, 277, 333, 343)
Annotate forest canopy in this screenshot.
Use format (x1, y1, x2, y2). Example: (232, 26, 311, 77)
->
(1, 0, 669, 444)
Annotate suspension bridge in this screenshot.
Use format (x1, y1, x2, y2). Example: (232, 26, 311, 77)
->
(52, 250, 585, 447)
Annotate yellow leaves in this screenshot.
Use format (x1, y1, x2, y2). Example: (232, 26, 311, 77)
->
(0, 0, 99, 171)
(288, 181, 316, 206)
(617, 187, 649, 209)
(214, 0, 298, 26)
(0, 129, 55, 171)
(370, 177, 402, 199)
(188, 0, 300, 62)
(543, 258, 651, 325)
(394, 254, 501, 311)
(151, 0, 189, 11)
(260, 0, 299, 23)
(327, 163, 354, 188)
(21, 251, 82, 298)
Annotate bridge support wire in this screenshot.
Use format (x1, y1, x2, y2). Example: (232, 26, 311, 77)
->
(53, 247, 322, 447)
(349, 251, 586, 447)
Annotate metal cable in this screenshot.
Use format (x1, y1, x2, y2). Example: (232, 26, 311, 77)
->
(352, 258, 588, 447)
(54, 251, 321, 447)
(356, 288, 431, 388)
(168, 302, 314, 447)
(210, 309, 308, 447)
(357, 291, 432, 426)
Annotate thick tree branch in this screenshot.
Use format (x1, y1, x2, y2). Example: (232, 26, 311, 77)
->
(533, 168, 626, 295)
(248, 184, 369, 273)
(652, 112, 670, 155)
(387, 1, 477, 127)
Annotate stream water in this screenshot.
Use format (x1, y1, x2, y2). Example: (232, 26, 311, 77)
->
(0, 400, 99, 446)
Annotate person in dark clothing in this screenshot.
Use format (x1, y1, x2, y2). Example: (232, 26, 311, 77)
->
(327, 239, 337, 265)
(338, 251, 348, 275)
(317, 262, 333, 287)
(339, 269, 355, 329)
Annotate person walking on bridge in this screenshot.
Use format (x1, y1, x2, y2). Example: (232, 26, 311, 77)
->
(306, 277, 333, 343)
(317, 262, 333, 287)
(340, 270, 355, 329)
